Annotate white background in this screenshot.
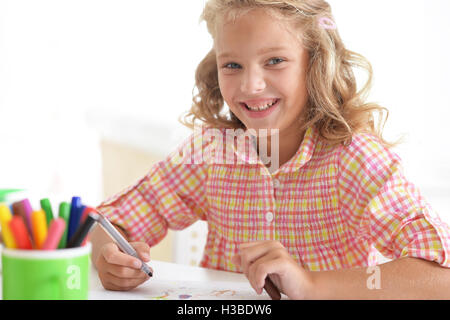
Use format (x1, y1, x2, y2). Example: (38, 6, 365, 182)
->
(0, 0, 449, 221)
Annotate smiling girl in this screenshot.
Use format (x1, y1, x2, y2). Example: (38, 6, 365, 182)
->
(91, 0, 450, 299)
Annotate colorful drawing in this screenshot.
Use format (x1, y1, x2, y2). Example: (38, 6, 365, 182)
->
(211, 290, 237, 297)
(93, 278, 272, 300)
(149, 292, 170, 300)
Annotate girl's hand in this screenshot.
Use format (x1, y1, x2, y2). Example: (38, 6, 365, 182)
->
(232, 241, 315, 300)
(95, 241, 152, 291)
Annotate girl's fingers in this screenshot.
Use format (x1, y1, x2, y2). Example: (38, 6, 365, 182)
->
(247, 252, 284, 293)
(101, 271, 149, 291)
(131, 242, 151, 262)
(96, 253, 149, 280)
(231, 253, 241, 267)
(239, 241, 284, 276)
(97, 242, 153, 291)
(102, 242, 143, 269)
(236, 241, 309, 299)
(105, 261, 150, 280)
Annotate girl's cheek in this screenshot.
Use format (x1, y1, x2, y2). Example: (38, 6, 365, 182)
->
(219, 78, 237, 105)
(218, 75, 229, 96)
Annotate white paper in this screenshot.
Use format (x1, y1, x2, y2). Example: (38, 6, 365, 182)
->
(89, 278, 271, 300)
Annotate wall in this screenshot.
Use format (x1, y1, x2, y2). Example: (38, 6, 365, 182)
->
(100, 138, 175, 263)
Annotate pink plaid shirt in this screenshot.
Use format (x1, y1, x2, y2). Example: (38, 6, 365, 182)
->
(97, 126, 450, 272)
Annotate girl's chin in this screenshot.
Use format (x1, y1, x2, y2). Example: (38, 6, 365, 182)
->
(232, 107, 282, 135)
(235, 121, 281, 138)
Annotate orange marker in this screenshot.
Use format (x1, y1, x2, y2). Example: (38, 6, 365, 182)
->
(9, 216, 33, 249)
(31, 209, 48, 249)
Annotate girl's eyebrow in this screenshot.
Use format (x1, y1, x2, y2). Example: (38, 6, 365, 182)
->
(218, 46, 289, 59)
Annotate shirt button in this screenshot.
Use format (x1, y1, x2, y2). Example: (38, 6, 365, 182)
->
(265, 211, 274, 223)
(273, 179, 281, 189)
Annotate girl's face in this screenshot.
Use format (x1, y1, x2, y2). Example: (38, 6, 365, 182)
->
(216, 9, 310, 136)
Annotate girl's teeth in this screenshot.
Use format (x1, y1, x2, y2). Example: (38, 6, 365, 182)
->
(246, 100, 277, 111)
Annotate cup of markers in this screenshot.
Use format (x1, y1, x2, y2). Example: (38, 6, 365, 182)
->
(0, 196, 98, 300)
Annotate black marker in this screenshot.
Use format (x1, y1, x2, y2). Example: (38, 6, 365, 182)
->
(66, 212, 98, 248)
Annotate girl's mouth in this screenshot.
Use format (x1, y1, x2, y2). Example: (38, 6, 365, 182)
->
(240, 98, 280, 119)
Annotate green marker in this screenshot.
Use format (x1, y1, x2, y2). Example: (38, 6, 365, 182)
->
(0, 189, 23, 202)
(57, 202, 71, 249)
(40, 198, 54, 226)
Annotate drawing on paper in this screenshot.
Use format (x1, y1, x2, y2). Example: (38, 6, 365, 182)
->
(145, 280, 268, 300)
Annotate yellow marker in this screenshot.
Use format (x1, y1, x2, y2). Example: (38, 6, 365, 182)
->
(31, 209, 48, 249)
(0, 204, 17, 248)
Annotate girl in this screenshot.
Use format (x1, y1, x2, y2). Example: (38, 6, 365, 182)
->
(91, 0, 450, 299)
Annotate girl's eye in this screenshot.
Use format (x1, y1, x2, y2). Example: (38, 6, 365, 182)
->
(268, 58, 284, 65)
(224, 62, 241, 69)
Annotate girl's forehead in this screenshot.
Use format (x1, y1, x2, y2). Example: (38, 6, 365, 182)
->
(214, 8, 302, 51)
(217, 7, 291, 32)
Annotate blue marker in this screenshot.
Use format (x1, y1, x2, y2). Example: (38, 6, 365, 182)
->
(67, 197, 84, 242)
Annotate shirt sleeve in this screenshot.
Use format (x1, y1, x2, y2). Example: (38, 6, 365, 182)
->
(96, 130, 211, 246)
(338, 133, 450, 268)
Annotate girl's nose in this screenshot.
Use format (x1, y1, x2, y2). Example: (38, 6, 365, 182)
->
(240, 67, 266, 94)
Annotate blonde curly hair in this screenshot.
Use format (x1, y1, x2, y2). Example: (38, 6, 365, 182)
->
(180, 0, 393, 147)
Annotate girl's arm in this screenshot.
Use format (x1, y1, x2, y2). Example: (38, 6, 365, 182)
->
(234, 241, 450, 300)
(309, 256, 450, 299)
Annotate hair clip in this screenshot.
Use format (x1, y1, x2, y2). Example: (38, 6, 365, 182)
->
(318, 17, 337, 30)
(292, 7, 337, 30)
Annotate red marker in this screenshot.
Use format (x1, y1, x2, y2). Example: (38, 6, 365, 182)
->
(42, 218, 66, 250)
(9, 216, 33, 249)
(81, 206, 96, 222)
(80, 207, 96, 246)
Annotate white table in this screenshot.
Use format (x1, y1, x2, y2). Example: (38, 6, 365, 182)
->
(1, 259, 274, 300)
(89, 260, 272, 300)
